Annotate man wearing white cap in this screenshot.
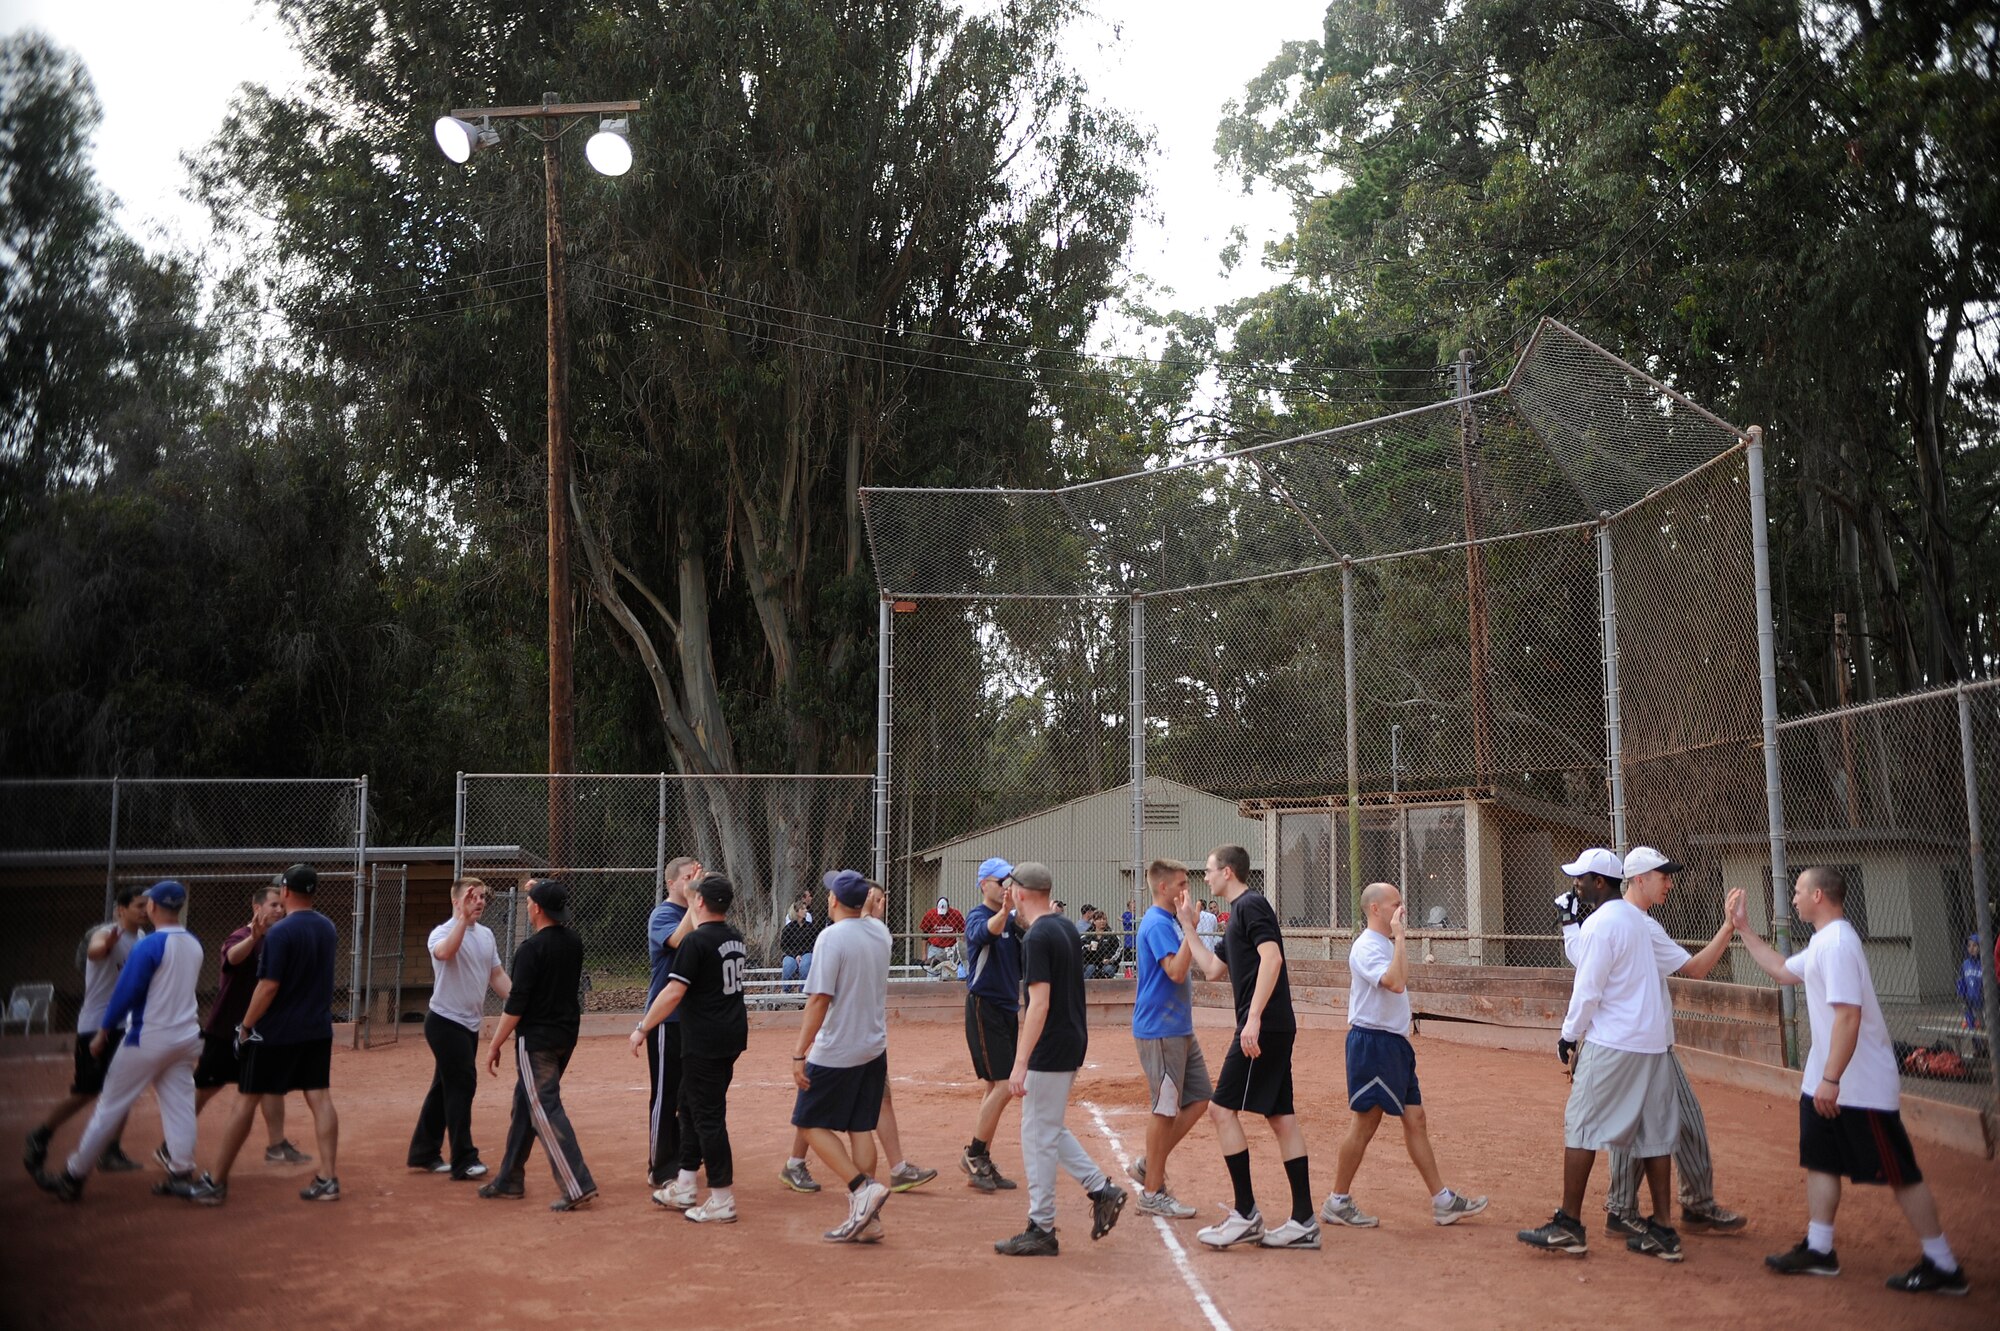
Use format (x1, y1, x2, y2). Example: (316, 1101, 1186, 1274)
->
(1519, 845, 1736, 1263)
(1557, 848, 1747, 1241)
(922, 895, 966, 973)
(35, 881, 203, 1202)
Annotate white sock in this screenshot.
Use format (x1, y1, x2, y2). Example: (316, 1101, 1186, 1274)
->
(894, 1160, 911, 1173)
(1434, 1188, 1454, 1206)
(1329, 1192, 1351, 1205)
(787, 1156, 806, 1169)
(1921, 1234, 1958, 1273)
(676, 1169, 697, 1189)
(1807, 1220, 1835, 1254)
(711, 1185, 734, 1204)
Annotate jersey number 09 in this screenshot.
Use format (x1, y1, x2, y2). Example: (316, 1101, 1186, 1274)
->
(721, 958, 744, 996)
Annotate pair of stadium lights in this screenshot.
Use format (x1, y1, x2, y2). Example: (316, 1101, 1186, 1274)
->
(434, 111, 632, 175)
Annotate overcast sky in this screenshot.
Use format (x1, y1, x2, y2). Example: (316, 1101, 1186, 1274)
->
(2, 0, 1320, 319)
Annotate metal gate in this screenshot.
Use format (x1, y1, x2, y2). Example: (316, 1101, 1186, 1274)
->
(360, 863, 407, 1048)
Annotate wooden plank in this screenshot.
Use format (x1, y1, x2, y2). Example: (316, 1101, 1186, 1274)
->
(1674, 1020, 1783, 1064)
(1667, 976, 1781, 1019)
(1413, 993, 1568, 1027)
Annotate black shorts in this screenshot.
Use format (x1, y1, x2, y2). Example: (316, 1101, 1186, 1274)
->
(1798, 1096, 1924, 1186)
(966, 995, 1018, 1083)
(791, 1052, 888, 1133)
(240, 1037, 333, 1096)
(1213, 1028, 1296, 1118)
(70, 1032, 119, 1095)
(193, 1031, 242, 1090)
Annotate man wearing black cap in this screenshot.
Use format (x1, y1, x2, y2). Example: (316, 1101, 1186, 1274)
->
(481, 877, 597, 1210)
(632, 873, 749, 1223)
(183, 863, 343, 1205)
(35, 881, 204, 1202)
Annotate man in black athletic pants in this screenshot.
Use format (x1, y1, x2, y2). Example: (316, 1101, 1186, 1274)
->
(1193, 844, 1319, 1251)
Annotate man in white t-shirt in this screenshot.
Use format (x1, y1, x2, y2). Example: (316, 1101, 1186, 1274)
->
(790, 869, 894, 1244)
(1196, 902, 1220, 950)
(1731, 866, 1968, 1296)
(1518, 846, 1735, 1264)
(406, 877, 511, 1180)
(1320, 882, 1487, 1230)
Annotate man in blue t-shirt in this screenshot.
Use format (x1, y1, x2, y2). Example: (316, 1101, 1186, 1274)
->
(184, 863, 342, 1206)
(644, 855, 702, 1189)
(1126, 858, 1214, 1222)
(960, 856, 1024, 1194)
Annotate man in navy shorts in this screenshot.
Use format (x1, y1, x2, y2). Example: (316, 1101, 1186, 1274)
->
(789, 869, 894, 1243)
(1321, 882, 1486, 1228)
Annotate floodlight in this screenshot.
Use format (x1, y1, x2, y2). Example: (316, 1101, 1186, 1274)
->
(584, 118, 632, 176)
(434, 115, 498, 164)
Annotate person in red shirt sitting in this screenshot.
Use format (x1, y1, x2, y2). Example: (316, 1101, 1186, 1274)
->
(922, 898, 966, 970)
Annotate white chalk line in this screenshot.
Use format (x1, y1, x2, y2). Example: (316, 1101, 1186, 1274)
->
(1083, 1099, 1233, 1331)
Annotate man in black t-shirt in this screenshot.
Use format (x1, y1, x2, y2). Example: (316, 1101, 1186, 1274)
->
(480, 878, 597, 1211)
(631, 872, 748, 1224)
(1191, 844, 1319, 1252)
(993, 862, 1125, 1257)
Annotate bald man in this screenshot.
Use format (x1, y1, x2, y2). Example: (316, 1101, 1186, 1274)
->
(1322, 883, 1487, 1228)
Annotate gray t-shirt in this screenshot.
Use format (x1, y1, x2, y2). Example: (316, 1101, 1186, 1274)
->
(428, 920, 499, 1032)
(77, 925, 139, 1033)
(805, 916, 891, 1069)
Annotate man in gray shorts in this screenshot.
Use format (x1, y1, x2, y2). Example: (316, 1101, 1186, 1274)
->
(1125, 858, 1213, 1219)
(1518, 846, 1735, 1263)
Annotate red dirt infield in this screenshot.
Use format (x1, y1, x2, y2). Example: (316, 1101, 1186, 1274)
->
(2, 1019, 1994, 1330)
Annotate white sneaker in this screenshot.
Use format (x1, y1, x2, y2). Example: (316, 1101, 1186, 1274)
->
(1196, 1207, 1265, 1249)
(850, 1178, 891, 1227)
(651, 1179, 699, 1210)
(1138, 1189, 1197, 1219)
(1259, 1217, 1322, 1249)
(684, 1193, 738, 1223)
(1433, 1191, 1489, 1226)
(1320, 1194, 1379, 1228)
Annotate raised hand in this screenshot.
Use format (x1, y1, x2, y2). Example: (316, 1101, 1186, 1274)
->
(1725, 888, 1749, 931)
(1390, 903, 1407, 937)
(1553, 890, 1585, 928)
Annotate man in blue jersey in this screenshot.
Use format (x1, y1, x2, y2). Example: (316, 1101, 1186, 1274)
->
(36, 880, 203, 1202)
(959, 856, 1023, 1193)
(645, 856, 701, 1189)
(1124, 858, 1211, 1220)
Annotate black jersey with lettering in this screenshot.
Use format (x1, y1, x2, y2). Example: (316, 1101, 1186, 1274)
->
(668, 920, 749, 1058)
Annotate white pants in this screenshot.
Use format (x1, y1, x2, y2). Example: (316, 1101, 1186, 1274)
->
(1020, 1069, 1107, 1229)
(67, 1032, 200, 1178)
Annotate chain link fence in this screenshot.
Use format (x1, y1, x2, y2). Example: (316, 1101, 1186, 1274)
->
(454, 774, 879, 1009)
(0, 777, 371, 1037)
(865, 318, 1999, 1124)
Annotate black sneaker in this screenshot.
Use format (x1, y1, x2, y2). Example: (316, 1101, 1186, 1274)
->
(98, 1146, 141, 1173)
(1518, 1209, 1588, 1255)
(266, 1140, 312, 1165)
(1604, 1210, 1647, 1239)
(24, 1126, 52, 1174)
(1765, 1240, 1839, 1277)
(986, 1159, 1018, 1190)
(299, 1175, 341, 1202)
(152, 1172, 200, 1198)
(1680, 1200, 1747, 1232)
(153, 1143, 174, 1172)
(478, 1179, 525, 1200)
(33, 1168, 82, 1202)
(409, 1156, 448, 1173)
(1089, 1183, 1127, 1240)
(1627, 1218, 1684, 1262)
(1885, 1256, 1969, 1296)
(188, 1174, 228, 1206)
(451, 1161, 489, 1181)
(549, 1189, 597, 1212)
(994, 1222, 1060, 1256)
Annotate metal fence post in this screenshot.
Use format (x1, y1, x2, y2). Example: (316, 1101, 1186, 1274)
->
(1746, 427, 1797, 1065)
(874, 596, 893, 885)
(452, 771, 466, 883)
(1342, 559, 1360, 928)
(102, 776, 120, 920)
(1595, 517, 1628, 852)
(1955, 685, 2000, 1120)
(655, 772, 669, 905)
(350, 775, 369, 1051)
(1129, 594, 1146, 931)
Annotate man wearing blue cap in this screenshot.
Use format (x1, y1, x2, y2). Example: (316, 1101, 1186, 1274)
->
(960, 856, 1023, 1193)
(35, 881, 204, 1202)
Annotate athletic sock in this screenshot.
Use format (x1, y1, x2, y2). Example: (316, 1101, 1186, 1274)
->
(1920, 1234, 1958, 1273)
(1283, 1155, 1313, 1225)
(1806, 1221, 1835, 1254)
(848, 1173, 869, 1192)
(1328, 1192, 1351, 1205)
(969, 1137, 989, 1157)
(787, 1156, 806, 1170)
(1223, 1150, 1255, 1218)
(1433, 1188, 1453, 1206)
(676, 1169, 698, 1189)
(710, 1186, 733, 1204)
(894, 1160, 911, 1173)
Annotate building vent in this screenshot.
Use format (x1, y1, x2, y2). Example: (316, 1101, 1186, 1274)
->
(1143, 801, 1180, 828)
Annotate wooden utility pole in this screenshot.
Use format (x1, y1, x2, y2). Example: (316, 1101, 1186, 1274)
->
(1457, 349, 1495, 782)
(444, 93, 641, 867)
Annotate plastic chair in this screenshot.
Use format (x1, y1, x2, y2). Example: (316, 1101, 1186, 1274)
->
(2, 983, 54, 1035)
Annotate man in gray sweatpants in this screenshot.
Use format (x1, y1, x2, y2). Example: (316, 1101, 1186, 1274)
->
(1557, 848, 1746, 1237)
(993, 862, 1126, 1256)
